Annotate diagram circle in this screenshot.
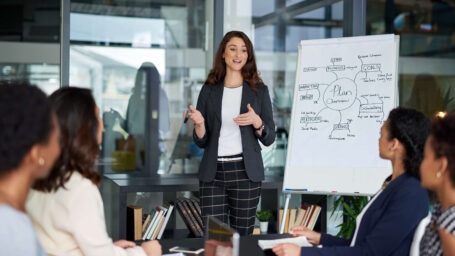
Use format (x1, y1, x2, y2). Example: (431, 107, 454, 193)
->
(323, 78, 357, 111)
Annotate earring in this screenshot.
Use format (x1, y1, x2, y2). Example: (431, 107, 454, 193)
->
(436, 171, 441, 178)
(39, 157, 45, 166)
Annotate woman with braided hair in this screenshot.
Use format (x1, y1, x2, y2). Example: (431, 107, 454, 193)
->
(273, 107, 431, 256)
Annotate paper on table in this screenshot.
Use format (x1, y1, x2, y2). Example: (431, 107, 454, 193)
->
(258, 236, 313, 250)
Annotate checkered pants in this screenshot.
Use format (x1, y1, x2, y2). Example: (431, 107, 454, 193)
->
(199, 156, 261, 236)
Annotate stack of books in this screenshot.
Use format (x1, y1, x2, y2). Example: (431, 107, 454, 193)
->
(141, 203, 175, 240)
(174, 199, 204, 237)
(127, 198, 204, 240)
(279, 204, 322, 233)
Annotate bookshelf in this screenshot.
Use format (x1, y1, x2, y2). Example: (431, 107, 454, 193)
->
(101, 173, 284, 240)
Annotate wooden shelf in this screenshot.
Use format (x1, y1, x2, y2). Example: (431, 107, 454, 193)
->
(101, 174, 283, 240)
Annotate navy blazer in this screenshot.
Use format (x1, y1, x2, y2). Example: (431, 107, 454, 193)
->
(301, 173, 429, 256)
(193, 81, 275, 182)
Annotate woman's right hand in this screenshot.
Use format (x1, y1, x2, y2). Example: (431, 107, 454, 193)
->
(184, 105, 204, 126)
(113, 240, 136, 249)
(289, 226, 321, 245)
(141, 240, 162, 256)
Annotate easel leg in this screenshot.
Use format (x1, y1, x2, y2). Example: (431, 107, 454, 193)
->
(280, 193, 291, 234)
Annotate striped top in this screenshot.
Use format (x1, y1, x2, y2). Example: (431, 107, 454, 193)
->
(420, 202, 455, 256)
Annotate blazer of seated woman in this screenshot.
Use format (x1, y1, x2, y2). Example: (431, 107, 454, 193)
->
(193, 80, 276, 182)
(301, 172, 429, 256)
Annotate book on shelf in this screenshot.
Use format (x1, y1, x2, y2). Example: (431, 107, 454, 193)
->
(186, 199, 204, 230)
(147, 206, 167, 240)
(140, 203, 174, 240)
(151, 208, 166, 240)
(288, 208, 297, 231)
(156, 202, 174, 239)
(278, 208, 291, 233)
(143, 207, 160, 240)
(284, 208, 290, 233)
(191, 199, 203, 217)
(142, 214, 152, 234)
(295, 208, 305, 227)
(182, 200, 204, 236)
(174, 199, 204, 237)
(300, 204, 310, 227)
(139, 199, 203, 239)
(126, 205, 142, 241)
(307, 205, 321, 231)
(302, 204, 314, 228)
(279, 204, 322, 233)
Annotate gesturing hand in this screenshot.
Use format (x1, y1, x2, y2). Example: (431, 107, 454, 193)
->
(233, 104, 262, 128)
(184, 105, 205, 126)
(290, 226, 321, 245)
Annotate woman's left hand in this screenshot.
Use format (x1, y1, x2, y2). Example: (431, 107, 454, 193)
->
(272, 243, 301, 256)
(234, 104, 262, 128)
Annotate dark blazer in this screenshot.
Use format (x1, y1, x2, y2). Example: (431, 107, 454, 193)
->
(193, 81, 275, 182)
(301, 173, 429, 256)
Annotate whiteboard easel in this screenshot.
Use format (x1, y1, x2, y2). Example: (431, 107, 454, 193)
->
(280, 34, 400, 234)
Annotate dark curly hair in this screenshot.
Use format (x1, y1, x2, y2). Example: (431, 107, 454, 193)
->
(387, 107, 430, 180)
(34, 87, 100, 192)
(429, 113, 455, 186)
(205, 31, 263, 93)
(0, 81, 53, 175)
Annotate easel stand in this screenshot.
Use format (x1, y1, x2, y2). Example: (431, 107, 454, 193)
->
(280, 193, 292, 234)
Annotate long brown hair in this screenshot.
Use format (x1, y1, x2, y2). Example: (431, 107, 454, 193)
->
(205, 31, 263, 93)
(34, 87, 100, 192)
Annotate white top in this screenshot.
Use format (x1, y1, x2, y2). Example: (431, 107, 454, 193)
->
(26, 172, 146, 256)
(217, 86, 243, 157)
(350, 189, 383, 246)
(409, 213, 431, 256)
(0, 204, 46, 256)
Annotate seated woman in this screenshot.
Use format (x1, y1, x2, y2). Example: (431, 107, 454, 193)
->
(0, 81, 61, 255)
(273, 107, 431, 256)
(420, 113, 455, 255)
(26, 87, 161, 256)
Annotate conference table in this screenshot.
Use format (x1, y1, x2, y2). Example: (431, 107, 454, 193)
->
(160, 233, 291, 256)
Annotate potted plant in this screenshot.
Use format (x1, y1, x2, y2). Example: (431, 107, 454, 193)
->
(330, 195, 368, 238)
(256, 210, 272, 234)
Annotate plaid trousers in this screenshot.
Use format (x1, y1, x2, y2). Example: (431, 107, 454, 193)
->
(199, 157, 261, 236)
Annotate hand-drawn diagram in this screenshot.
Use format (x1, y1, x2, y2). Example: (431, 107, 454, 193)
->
(297, 54, 393, 140)
(287, 35, 397, 172)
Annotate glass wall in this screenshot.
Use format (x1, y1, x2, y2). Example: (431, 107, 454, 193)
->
(0, 0, 60, 94)
(67, 0, 346, 177)
(69, 0, 211, 175)
(223, 0, 344, 175)
(367, 0, 455, 116)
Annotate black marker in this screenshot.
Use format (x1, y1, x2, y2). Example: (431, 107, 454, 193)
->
(184, 106, 191, 123)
